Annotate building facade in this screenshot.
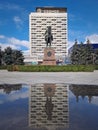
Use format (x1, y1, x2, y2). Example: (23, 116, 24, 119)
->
(29, 7, 68, 63)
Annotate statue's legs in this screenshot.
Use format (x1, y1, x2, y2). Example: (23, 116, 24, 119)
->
(49, 39, 51, 47)
(46, 41, 48, 47)
(50, 42, 51, 47)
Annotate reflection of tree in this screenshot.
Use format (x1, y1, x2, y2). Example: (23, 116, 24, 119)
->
(45, 97, 54, 120)
(69, 84, 98, 103)
(0, 84, 22, 94)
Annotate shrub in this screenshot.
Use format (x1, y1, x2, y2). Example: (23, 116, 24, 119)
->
(94, 65, 98, 70)
(0, 65, 7, 70)
(7, 65, 94, 72)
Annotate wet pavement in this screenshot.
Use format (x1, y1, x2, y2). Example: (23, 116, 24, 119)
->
(0, 83, 98, 130)
(0, 70, 98, 85)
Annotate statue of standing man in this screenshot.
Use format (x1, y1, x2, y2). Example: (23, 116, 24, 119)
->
(44, 26, 53, 47)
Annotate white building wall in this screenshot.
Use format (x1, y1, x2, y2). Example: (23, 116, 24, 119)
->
(29, 10, 67, 62)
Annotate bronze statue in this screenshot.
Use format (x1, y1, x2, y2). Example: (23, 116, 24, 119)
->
(44, 26, 53, 47)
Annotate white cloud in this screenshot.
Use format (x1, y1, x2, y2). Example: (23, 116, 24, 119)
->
(0, 90, 28, 104)
(8, 37, 29, 48)
(14, 16, 22, 23)
(0, 43, 18, 50)
(68, 40, 80, 49)
(13, 16, 23, 29)
(5, 3, 21, 10)
(68, 33, 98, 49)
(68, 41, 74, 49)
(23, 50, 30, 56)
(68, 14, 76, 21)
(91, 96, 98, 106)
(85, 34, 98, 43)
(0, 3, 21, 11)
(8, 90, 28, 102)
(0, 84, 30, 104)
(0, 35, 5, 39)
(0, 35, 29, 50)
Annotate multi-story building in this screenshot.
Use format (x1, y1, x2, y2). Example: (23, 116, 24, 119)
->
(29, 7, 68, 63)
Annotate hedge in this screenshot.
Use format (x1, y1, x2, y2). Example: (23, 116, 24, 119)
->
(0, 66, 7, 70)
(7, 65, 95, 72)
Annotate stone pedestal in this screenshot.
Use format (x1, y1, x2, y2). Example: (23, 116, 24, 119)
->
(42, 47, 56, 65)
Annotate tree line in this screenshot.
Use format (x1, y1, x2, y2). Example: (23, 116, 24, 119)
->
(71, 39, 98, 65)
(0, 46, 24, 65)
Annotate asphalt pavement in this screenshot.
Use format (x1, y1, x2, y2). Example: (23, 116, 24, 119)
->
(0, 70, 98, 85)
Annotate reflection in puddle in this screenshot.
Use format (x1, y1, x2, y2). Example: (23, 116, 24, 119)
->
(0, 83, 98, 130)
(29, 84, 69, 129)
(69, 84, 98, 103)
(0, 84, 22, 94)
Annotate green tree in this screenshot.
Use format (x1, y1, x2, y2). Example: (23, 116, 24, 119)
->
(85, 41, 94, 65)
(71, 39, 94, 65)
(71, 39, 80, 64)
(12, 50, 24, 65)
(78, 42, 86, 65)
(2, 47, 24, 65)
(3, 47, 13, 65)
(94, 49, 98, 64)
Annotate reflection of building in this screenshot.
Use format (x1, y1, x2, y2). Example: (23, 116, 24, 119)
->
(44, 83, 56, 97)
(69, 84, 98, 103)
(29, 7, 68, 63)
(29, 83, 69, 130)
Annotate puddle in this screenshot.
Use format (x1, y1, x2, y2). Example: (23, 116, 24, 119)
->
(0, 83, 98, 130)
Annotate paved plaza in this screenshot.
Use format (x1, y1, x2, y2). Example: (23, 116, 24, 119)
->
(0, 70, 98, 85)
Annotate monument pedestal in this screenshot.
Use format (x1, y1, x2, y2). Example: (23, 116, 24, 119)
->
(42, 47, 56, 65)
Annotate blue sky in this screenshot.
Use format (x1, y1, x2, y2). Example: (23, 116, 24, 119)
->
(0, 0, 98, 54)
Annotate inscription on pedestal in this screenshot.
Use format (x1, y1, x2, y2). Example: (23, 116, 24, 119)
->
(43, 47, 56, 65)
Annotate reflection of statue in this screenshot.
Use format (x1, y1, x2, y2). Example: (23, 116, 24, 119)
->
(45, 97, 54, 120)
(44, 26, 53, 47)
(44, 84, 55, 120)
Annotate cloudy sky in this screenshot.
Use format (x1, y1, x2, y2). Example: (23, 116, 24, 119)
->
(0, 0, 98, 54)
